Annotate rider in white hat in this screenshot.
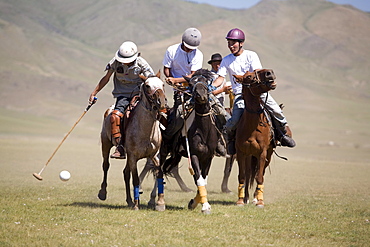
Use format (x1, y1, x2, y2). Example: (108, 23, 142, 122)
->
(89, 41, 154, 159)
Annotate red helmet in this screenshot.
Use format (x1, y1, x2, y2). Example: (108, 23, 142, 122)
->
(225, 28, 245, 42)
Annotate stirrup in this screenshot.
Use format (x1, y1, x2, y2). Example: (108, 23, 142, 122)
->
(110, 145, 126, 159)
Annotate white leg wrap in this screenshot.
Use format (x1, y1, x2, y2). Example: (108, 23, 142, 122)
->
(196, 177, 207, 187)
(201, 202, 211, 212)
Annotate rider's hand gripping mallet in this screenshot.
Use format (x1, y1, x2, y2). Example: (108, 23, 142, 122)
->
(32, 97, 97, 181)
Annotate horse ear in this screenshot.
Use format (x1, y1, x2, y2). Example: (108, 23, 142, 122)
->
(155, 70, 161, 78)
(139, 74, 147, 82)
(233, 74, 243, 83)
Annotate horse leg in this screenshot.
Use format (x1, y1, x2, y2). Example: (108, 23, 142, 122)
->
(98, 136, 112, 201)
(171, 165, 192, 192)
(254, 151, 267, 208)
(123, 165, 134, 208)
(188, 155, 201, 210)
(221, 154, 235, 193)
(245, 156, 257, 205)
(236, 153, 247, 206)
(139, 158, 152, 184)
(148, 179, 157, 209)
(130, 159, 141, 210)
(150, 154, 165, 211)
(188, 155, 211, 214)
(155, 168, 166, 211)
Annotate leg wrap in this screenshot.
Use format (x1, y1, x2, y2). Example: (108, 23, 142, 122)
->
(134, 185, 140, 201)
(110, 110, 123, 145)
(194, 190, 201, 205)
(198, 186, 207, 204)
(157, 178, 164, 194)
(256, 184, 264, 201)
(238, 184, 245, 199)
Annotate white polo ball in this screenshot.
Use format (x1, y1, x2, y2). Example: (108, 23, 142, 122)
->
(59, 170, 71, 181)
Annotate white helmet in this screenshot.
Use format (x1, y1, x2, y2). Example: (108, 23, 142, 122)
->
(182, 28, 201, 50)
(115, 41, 138, 63)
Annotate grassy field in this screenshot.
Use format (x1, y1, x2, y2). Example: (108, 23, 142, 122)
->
(0, 116, 369, 246)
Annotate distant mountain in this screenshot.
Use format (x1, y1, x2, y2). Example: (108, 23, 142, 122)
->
(0, 0, 369, 147)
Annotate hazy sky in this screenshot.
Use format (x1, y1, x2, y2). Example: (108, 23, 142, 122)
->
(185, 0, 370, 12)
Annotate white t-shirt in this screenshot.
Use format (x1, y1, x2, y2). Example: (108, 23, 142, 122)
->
(162, 43, 203, 78)
(217, 49, 262, 95)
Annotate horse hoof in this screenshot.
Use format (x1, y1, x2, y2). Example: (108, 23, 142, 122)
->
(155, 204, 166, 211)
(256, 200, 264, 208)
(97, 191, 107, 201)
(252, 198, 258, 205)
(201, 202, 211, 214)
(188, 199, 197, 210)
(202, 209, 211, 215)
(236, 199, 245, 206)
(148, 201, 156, 210)
(132, 206, 139, 210)
(221, 187, 232, 194)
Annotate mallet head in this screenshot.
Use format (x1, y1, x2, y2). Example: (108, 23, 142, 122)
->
(33, 173, 43, 181)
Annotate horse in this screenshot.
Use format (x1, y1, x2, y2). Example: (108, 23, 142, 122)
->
(97, 72, 167, 210)
(233, 69, 277, 208)
(221, 154, 236, 193)
(163, 68, 219, 214)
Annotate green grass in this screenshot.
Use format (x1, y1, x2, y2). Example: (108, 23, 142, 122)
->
(1, 180, 369, 246)
(0, 134, 369, 246)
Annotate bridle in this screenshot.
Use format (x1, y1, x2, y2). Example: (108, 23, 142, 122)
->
(191, 75, 213, 117)
(244, 70, 276, 97)
(141, 81, 164, 112)
(241, 70, 276, 114)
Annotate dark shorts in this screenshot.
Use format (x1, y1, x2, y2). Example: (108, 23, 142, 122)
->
(114, 96, 131, 113)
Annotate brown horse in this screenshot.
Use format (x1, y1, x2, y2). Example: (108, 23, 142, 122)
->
(98, 72, 166, 210)
(233, 69, 277, 208)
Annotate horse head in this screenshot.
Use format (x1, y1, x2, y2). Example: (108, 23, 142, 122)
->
(233, 69, 277, 94)
(139, 71, 166, 111)
(184, 69, 213, 104)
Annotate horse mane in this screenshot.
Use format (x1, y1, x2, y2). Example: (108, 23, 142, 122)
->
(191, 68, 213, 82)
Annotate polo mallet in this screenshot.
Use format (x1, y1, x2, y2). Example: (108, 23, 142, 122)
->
(32, 97, 97, 181)
(181, 93, 195, 176)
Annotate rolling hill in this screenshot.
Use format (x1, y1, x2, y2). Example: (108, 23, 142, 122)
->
(0, 0, 369, 158)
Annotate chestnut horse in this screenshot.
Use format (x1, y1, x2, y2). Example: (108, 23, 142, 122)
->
(233, 69, 277, 208)
(98, 72, 167, 210)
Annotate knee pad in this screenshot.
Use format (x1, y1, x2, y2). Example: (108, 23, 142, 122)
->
(110, 110, 123, 139)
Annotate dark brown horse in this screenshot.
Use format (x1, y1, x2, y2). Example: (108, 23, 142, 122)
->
(163, 69, 219, 214)
(233, 69, 277, 208)
(98, 72, 166, 210)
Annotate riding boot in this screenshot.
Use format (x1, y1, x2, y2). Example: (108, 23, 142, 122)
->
(277, 124, 296, 148)
(110, 110, 126, 159)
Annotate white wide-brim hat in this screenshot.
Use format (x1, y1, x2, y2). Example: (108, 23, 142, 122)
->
(115, 41, 138, 63)
(115, 50, 138, 63)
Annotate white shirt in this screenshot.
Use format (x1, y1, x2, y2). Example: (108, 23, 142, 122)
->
(162, 43, 203, 78)
(217, 49, 262, 95)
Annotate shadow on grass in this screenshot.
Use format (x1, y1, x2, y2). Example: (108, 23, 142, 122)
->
(60, 201, 184, 211)
(208, 200, 236, 206)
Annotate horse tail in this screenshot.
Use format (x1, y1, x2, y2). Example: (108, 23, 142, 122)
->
(249, 156, 259, 188)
